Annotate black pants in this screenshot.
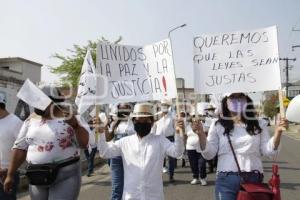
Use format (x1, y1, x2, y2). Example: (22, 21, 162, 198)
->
(187, 150, 207, 179)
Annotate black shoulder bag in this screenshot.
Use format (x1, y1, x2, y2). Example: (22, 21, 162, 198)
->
(25, 157, 79, 185)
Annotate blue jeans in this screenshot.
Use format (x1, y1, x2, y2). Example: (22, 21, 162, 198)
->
(84, 147, 97, 174)
(215, 172, 262, 200)
(166, 136, 176, 178)
(110, 156, 124, 200)
(0, 172, 19, 200)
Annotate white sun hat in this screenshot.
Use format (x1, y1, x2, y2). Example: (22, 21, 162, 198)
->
(160, 99, 172, 106)
(131, 103, 154, 118)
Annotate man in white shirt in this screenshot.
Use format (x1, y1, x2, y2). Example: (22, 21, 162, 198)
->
(154, 99, 177, 182)
(96, 103, 185, 200)
(0, 93, 23, 200)
(106, 103, 135, 200)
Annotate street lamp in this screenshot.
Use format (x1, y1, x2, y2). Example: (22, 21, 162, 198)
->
(176, 78, 186, 112)
(168, 24, 187, 38)
(292, 45, 300, 51)
(168, 24, 187, 114)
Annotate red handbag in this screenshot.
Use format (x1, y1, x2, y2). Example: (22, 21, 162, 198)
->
(237, 183, 274, 200)
(227, 135, 274, 200)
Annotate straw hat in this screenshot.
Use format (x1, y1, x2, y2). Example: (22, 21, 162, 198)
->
(205, 104, 216, 111)
(160, 99, 172, 106)
(131, 103, 154, 118)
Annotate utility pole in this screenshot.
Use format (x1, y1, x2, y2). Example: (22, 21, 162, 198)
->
(279, 58, 296, 98)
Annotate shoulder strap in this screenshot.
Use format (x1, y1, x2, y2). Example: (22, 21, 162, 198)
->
(226, 134, 242, 174)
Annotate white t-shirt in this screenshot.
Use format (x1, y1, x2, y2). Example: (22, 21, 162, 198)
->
(155, 112, 176, 137)
(0, 114, 23, 168)
(186, 125, 200, 150)
(13, 116, 88, 164)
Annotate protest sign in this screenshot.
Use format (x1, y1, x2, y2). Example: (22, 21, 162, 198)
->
(17, 79, 52, 110)
(194, 26, 281, 94)
(96, 39, 177, 104)
(75, 49, 97, 114)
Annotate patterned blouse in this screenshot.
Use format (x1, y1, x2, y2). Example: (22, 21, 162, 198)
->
(13, 116, 88, 164)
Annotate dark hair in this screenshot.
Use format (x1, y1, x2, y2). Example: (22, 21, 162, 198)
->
(0, 103, 6, 110)
(217, 95, 262, 136)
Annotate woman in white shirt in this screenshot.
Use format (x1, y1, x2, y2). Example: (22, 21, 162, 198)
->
(186, 119, 207, 186)
(4, 87, 89, 200)
(195, 93, 287, 200)
(186, 116, 207, 186)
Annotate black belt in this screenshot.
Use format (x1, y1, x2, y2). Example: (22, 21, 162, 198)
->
(57, 157, 80, 168)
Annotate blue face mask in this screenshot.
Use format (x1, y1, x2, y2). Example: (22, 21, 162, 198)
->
(227, 98, 247, 114)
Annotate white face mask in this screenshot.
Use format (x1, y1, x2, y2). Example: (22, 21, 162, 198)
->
(161, 106, 169, 112)
(207, 111, 215, 116)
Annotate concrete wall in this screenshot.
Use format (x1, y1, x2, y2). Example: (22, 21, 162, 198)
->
(20, 62, 41, 83)
(0, 58, 42, 114)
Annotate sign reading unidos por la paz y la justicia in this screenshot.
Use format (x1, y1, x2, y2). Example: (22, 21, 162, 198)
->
(96, 39, 177, 104)
(193, 26, 281, 94)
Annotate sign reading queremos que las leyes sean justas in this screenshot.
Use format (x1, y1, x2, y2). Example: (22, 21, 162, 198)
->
(96, 39, 177, 104)
(193, 26, 281, 94)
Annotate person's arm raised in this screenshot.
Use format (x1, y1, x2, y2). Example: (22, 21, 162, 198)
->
(65, 115, 89, 148)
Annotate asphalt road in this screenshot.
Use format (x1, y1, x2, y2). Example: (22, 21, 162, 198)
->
(18, 130, 300, 200)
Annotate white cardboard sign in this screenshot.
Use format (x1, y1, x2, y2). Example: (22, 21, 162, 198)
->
(194, 26, 281, 94)
(17, 79, 52, 110)
(96, 39, 177, 104)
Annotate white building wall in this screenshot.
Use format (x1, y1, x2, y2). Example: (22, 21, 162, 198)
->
(0, 58, 42, 115)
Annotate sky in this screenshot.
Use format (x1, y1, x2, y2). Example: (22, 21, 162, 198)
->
(1, 0, 300, 93)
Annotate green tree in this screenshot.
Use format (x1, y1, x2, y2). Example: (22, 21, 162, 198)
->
(263, 93, 279, 118)
(51, 37, 122, 86)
